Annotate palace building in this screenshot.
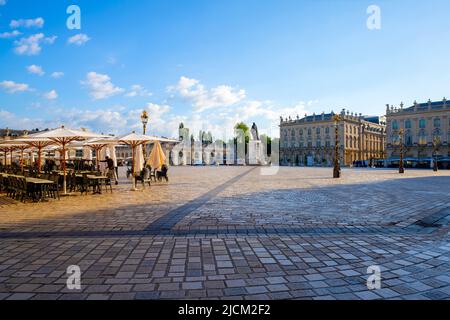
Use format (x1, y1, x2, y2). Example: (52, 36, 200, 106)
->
(280, 109, 386, 167)
(385, 98, 450, 168)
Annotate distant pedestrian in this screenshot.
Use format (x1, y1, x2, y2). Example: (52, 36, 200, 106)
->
(101, 156, 118, 185)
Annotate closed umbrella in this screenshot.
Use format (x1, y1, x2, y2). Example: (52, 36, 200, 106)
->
(135, 145, 145, 174)
(148, 141, 166, 171)
(83, 146, 93, 161)
(29, 151, 35, 167)
(83, 146, 92, 170)
(108, 145, 117, 168)
(99, 148, 108, 173)
(117, 132, 152, 191)
(0, 146, 7, 166)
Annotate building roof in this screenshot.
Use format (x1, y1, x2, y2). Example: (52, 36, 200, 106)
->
(281, 112, 385, 127)
(396, 99, 448, 113)
(0, 128, 43, 138)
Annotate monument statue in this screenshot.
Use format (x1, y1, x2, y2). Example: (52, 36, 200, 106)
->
(250, 122, 259, 141)
(248, 122, 266, 165)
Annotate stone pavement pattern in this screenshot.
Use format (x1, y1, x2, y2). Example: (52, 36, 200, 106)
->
(0, 167, 449, 300)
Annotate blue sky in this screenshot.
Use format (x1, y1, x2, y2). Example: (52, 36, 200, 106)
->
(1, 0, 450, 139)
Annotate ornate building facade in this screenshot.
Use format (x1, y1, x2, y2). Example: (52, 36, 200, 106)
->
(386, 99, 450, 167)
(280, 110, 386, 167)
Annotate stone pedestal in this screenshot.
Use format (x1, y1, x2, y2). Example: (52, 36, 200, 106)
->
(248, 140, 264, 165)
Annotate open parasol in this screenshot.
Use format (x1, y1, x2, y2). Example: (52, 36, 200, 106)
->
(28, 126, 106, 194)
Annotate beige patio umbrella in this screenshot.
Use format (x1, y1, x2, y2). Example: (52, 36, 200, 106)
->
(29, 126, 105, 194)
(0, 145, 11, 166)
(117, 132, 153, 191)
(82, 138, 115, 172)
(0, 140, 31, 172)
(13, 135, 55, 172)
(148, 141, 167, 171)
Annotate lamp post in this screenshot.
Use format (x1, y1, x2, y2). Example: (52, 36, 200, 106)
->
(333, 115, 341, 178)
(141, 110, 149, 161)
(432, 136, 440, 172)
(398, 129, 405, 174)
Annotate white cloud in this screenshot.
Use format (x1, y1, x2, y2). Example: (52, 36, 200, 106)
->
(0, 72, 317, 139)
(67, 33, 91, 46)
(27, 64, 45, 76)
(13, 33, 57, 55)
(168, 76, 246, 112)
(10, 17, 44, 29)
(0, 0, 7, 6)
(44, 90, 58, 100)
(0, 110, 48, 130)
(51, 72, 64, 79)
(0, 30, 22, 39)
(125, 84, 152, 98)
(0, 98, 308, 139)
(44, 35, 57, 44)
(0, 80, 30, 93)
(82, 72, 124, 100)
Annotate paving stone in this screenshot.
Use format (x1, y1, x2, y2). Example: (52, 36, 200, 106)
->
(182, 282, 203, 290)
(0, 167, 448, 301)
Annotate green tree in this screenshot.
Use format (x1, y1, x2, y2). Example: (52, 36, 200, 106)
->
(260, 134, 272, 156)
(234, 122, 250, 155)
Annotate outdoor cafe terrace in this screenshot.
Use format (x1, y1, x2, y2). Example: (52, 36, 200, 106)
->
(0, 127, 176, 204)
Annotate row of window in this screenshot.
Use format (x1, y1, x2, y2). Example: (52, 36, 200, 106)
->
(284, 141, 333, 148)
(392, 132, 450, 145)
(392, 117, 448, 130)
(284, 124, 379, 137)
(284, 127, 332, 137)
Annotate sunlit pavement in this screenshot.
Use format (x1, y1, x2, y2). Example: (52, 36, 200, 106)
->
(0, 167, 449, 300)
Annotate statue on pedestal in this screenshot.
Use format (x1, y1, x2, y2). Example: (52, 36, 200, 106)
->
(250, 122, 259, 141)
(248, 123, 266, 165)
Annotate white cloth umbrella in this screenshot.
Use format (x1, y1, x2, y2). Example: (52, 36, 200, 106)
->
(11, 136, 54, 171)
(99, 148, 108, 173)
(108, 145, 117, 167)
(0, 140, 32, 172)
(82, 138, 116, 172)
(28, 126, 106, 194)
(30, 151, 35, 166)
(83, 146, 93, 161)
(146, 136, 180, 144)
(134, 145, 145, 174)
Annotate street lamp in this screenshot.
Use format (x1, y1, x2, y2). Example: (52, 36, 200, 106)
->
(333, 115, 341, 178)
(398, 129, 405, 174)
(141, 110, 149, 161)
(432, 136, 440, 172)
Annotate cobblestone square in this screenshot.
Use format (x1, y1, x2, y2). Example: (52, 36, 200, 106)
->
(0, 167, 449, 300)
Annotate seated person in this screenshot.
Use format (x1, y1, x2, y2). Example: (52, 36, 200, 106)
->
(143, 165, 151, 180)
(156, 164, 169, 182)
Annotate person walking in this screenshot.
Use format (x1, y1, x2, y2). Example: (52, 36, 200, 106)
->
(102, 156, 118, 185)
